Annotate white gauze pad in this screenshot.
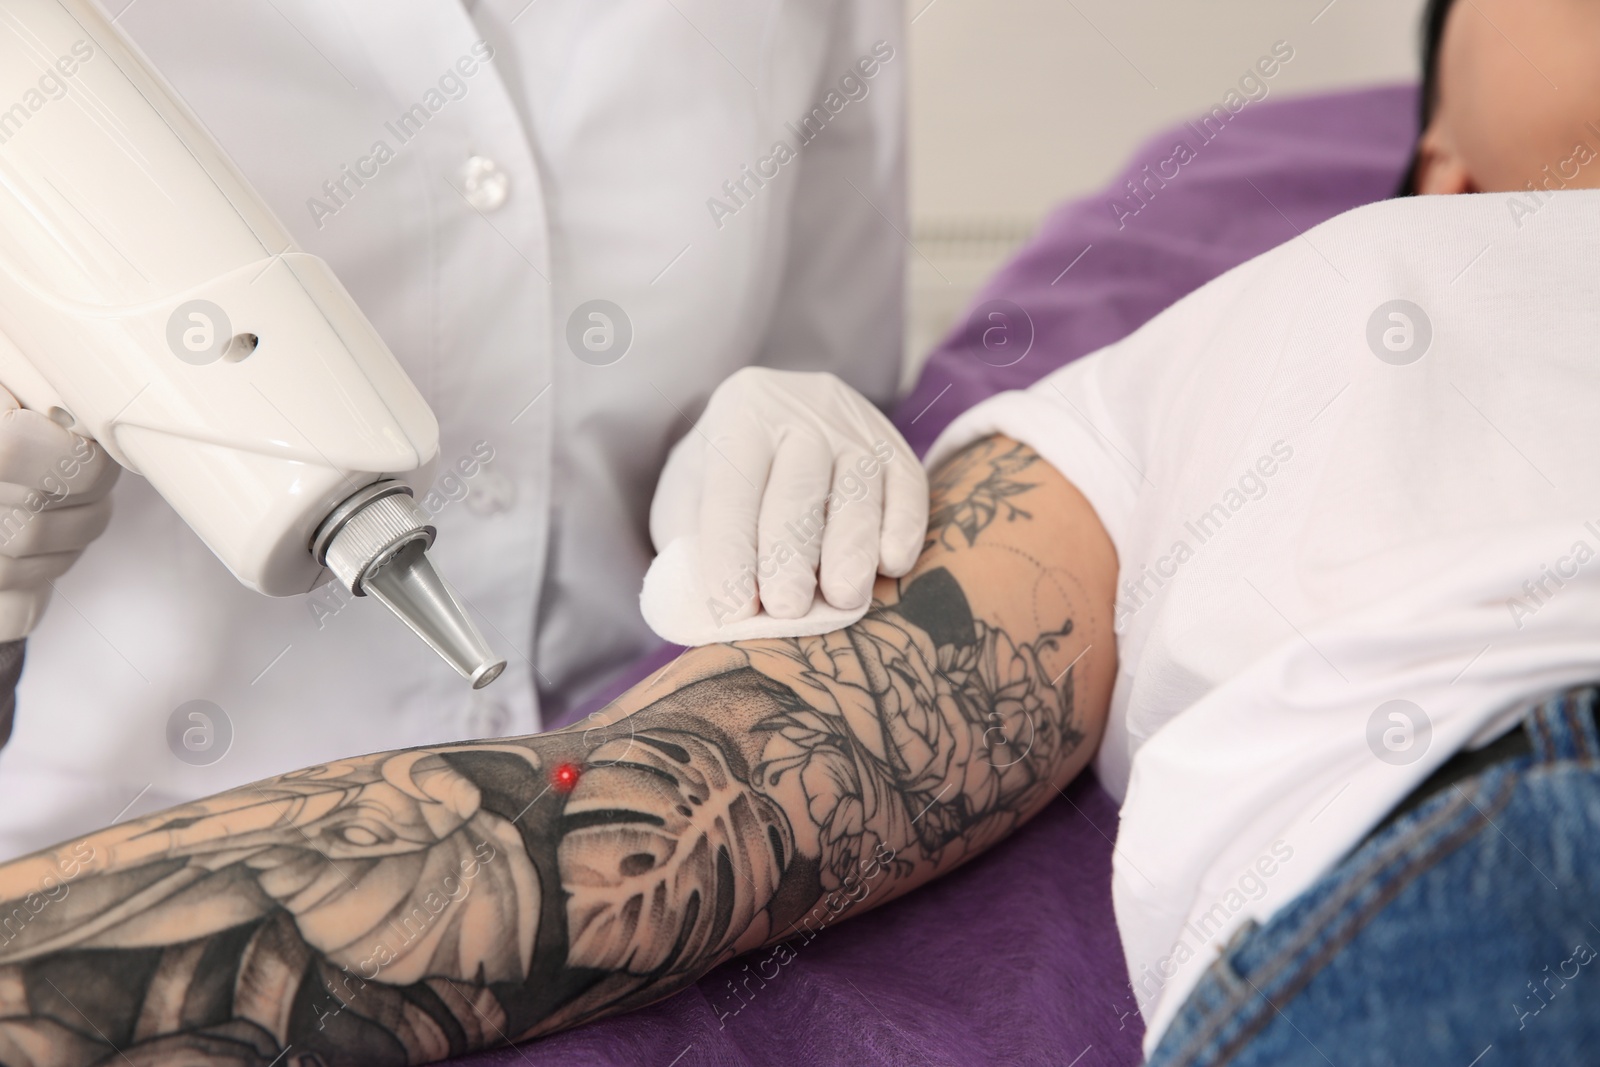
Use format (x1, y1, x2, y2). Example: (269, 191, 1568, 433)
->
(639, 535, 870, 647)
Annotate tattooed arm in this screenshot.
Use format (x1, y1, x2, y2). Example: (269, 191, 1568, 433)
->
(0, 435, 1117, 1067)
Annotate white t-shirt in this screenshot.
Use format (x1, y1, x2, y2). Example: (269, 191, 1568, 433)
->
(926, 190, 1600, 1052)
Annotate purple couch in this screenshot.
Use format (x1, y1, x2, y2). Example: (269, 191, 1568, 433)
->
(452, 85, 1419, 1067)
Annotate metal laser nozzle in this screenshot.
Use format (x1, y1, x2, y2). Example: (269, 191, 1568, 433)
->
(312, 481, 507, 689)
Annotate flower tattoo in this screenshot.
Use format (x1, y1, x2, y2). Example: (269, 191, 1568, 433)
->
(748, 568, 1079, 887)
(925, 438, 1041, 551)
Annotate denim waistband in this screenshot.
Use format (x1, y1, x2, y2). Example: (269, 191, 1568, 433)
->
(1368, 684, 1599, 842)
(1150, 681, 1600, 1067)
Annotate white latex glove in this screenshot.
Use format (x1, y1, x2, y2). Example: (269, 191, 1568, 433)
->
(0, 385, 120, 640)
(649, 368, 927, 630)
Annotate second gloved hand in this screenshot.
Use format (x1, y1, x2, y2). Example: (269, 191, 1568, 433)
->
(0, 385, 120, 641)
(649, 368, 927, 631)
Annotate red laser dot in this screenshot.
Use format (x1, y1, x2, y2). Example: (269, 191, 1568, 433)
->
(551, 762, 582, 793)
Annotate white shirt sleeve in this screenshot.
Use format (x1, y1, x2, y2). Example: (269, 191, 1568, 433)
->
(922, 249, 1274, 557)
(923, 355, 1140, 551)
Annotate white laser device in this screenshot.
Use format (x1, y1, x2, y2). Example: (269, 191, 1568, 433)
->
(0, 0, 506, 687)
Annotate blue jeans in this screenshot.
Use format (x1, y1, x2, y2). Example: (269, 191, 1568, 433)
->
(1148, 683, 1600, 1066)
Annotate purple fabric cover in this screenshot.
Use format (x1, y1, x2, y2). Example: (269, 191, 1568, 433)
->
(451, 85, 1418, 1067)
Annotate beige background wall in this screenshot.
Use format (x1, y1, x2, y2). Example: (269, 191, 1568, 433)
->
(904, 0, 1431, 382)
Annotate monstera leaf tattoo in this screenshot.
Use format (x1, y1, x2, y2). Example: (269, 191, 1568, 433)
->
(560, 731, 792, 974)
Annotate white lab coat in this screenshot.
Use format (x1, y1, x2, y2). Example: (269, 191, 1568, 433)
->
(0, 0, 904, 858)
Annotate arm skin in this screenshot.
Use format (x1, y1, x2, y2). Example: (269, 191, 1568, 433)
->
(0, 435, 1117, 1067)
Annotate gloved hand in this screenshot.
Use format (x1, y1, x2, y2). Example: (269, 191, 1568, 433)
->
(0, 385, 119, 640)
(649, 368, 927, 627)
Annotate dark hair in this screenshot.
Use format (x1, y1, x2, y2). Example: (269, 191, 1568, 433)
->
(1398, 0, 1461, 196)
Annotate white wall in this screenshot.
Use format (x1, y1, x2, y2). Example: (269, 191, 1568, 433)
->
(904, 0, 1430, 382)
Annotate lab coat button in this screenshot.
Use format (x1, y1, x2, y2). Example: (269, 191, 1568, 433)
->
(466, 469, 515, 516)
(460, 155, 510, 211)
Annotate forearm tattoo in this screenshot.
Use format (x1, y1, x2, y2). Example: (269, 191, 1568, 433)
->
(0, 441, 1090, 1066)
